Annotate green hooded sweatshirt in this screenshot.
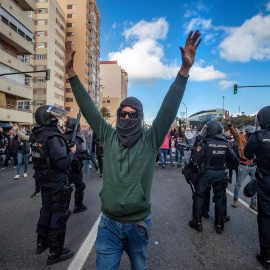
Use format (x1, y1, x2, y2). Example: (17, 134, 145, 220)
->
(69, 73, 188, 221)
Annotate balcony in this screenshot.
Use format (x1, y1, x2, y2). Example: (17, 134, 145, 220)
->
(0, 107, 33, 124)
(0, 16, 34, 54)
(0, 76, 33, 100)
(0, 46, 34, 73)
(12, 0, 35, 11)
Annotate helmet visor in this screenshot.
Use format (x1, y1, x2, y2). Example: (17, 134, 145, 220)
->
(47, 105, 68, 118)
(200, 124, 208, 136)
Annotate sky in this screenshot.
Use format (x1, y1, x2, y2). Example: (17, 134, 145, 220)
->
(97, 0, 270, 124)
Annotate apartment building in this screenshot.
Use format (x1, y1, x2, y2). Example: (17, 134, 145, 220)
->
(33, 0, 66, 116)
(100, 61, 128, 126)
(0, 0, 35, 128)
(58, 0, 101, 128)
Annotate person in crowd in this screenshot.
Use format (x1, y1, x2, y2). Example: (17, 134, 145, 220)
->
(94, 135, 104, 177)
(13, 128, 30, 179)
(89, 130, 100, 173)
(1, 128, 19, 169)
(29, 105, 76, 265)
(189, 121, 239, 234)
(171, 121, 185, 168)
(168, 131, 175, 167)
(63, 118, 87, 213)
(244, 105, 270, 270)
(159, 131, 170, 168)
(9, 122, 41, 197)
(0, 127, 6, 166)
(65, 29, 201, 269)
(225, 130, 239, 184)
(225, 112, 257, 211)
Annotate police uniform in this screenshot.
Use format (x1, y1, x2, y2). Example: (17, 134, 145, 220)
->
(244, 127, 270, 269)
(30, 105, 75, 265)
(63, 131, 87, 213)
(189, 121, 239, 234)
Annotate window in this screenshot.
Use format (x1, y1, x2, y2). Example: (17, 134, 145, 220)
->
(67, 14, 75, 18)
(36, 77, 44, 82)
(65, 97, 73, 102)
(107, 106, 110, 109)
(36, 65, 45, 71)
(36, 89, 44, 94)
(102, 101, 106, 103)
(59, 85, 63, 90)
(37, 43, 45, 48)
(67, 23, 75, 27)
(107, 100, 110, 103)
(37, 31, 45, 37)
(37, 20, 45, 25)
(36, 54, 44, 60)
(36, 101, 44, 106)
(25, 78, 31, 85)
(38, 0, 46, 2)
(67, 32, 74, 37)
(67, 4, 75, 9)
(38, 9, 46, 14)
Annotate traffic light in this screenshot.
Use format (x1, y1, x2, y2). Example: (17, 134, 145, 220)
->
(45, 69, 50, 80)
(234, 84, 237, 94)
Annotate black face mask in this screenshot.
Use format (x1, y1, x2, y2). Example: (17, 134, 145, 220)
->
(51, 119, 58, 126)
(116, 97, 143, 147)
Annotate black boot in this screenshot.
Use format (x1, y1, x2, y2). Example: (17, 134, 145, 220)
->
(257, 246, 270, 270)
(215, 220, 224, 234)
(73, 204, 87, 213)
(189, 218, 203, 232)
(36, 234, 48, 254)
(47, 247, 74, 265)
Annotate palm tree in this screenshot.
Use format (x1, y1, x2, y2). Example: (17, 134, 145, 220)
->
(100, 107, 111, 120)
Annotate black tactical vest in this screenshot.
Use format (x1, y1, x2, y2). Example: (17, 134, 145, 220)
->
(30, 131, 68, 183)
(256, 130, 270, 174)
(204, 139, 227, 170)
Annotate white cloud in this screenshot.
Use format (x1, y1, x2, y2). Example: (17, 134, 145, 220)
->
(184, 18, 213, 34)
(189, 61, 226, 81)
(123, 17, 168, 41)
(145, 117, 155, 125)
(219, 80, 236, 89)
(109, 18, 179, 85)
(219, 14, 270, 62)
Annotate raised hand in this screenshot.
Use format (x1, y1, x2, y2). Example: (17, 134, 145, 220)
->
(225, 111, 231, 121)
(64, 42, 76, 76)
(179, 30, 201, 76)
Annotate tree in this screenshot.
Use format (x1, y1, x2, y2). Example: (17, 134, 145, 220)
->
(100, 107, 111, 120)
(218, 115, 256, 130)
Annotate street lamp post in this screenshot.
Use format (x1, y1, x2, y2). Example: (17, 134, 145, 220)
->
(181, 102, 188, 128)
(222, 96, 225, 125)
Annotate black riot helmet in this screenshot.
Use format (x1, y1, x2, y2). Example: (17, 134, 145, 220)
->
(35, 105, 68, 126)
(256, 106, 270, 129)
(201, 120, 223, 137)
(198, 118, 211, 132)
(65, 117, 81, 133)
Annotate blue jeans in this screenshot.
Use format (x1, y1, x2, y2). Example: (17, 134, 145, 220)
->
(159, 149, 168, 166)
(234, 164, 257, 202)
(4, 149, 18, 167)
(176, 148, 184, 166)
(95, 213, 151, 270)
(169, 148, 173, 164)
(90, 152, 99, 171)
(17, 152, 30, 175)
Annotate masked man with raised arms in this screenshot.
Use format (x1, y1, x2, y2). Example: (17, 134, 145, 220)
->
(65, 30, 201, 270)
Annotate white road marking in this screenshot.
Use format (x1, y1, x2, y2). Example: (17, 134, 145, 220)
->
(226, 189, 257, 214)
(67, 213, 101, 270)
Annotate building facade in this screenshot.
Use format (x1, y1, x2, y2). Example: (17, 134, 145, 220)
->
(0, 0, 35, 128)
(100, 61, 128, 126)
(33, 0, 66, 115)
(58, 0, 101, 128)
(188, 108, 227, 123)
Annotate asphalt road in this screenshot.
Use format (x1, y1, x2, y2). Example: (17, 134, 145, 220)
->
(0, 160, 263, 270)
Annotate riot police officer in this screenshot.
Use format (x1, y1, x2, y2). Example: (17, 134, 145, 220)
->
(29, 105, 76, 265)
(244, 106, 270, 269)
(189, 121, 239, 234)
(64, 118, 87, 213)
